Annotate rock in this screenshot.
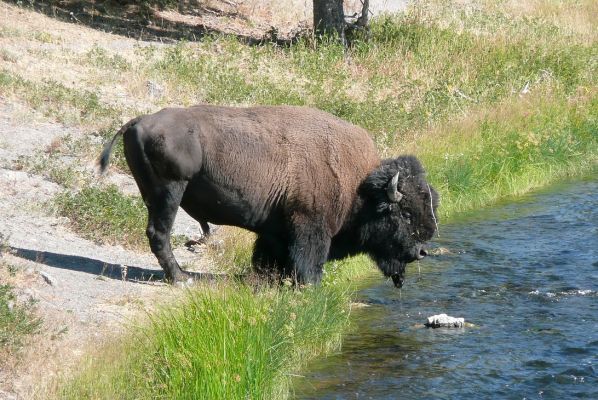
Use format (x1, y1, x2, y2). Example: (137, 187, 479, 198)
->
(429, 247, 453, 256)
(0, 389, 17, 400)
(40, 271, 57, 286)
(425, 313, 465, 328)
(146, 80, 164, 99)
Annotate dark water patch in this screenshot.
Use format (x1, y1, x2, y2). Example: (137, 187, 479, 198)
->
(294, 178, 598, 399)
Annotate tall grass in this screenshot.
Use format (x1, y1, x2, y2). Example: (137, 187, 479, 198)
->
(146, 6, 596, 146)
(54, 281, 354, 399)
(415, 93, 598, 219)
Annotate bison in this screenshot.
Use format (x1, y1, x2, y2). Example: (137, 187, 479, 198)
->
(99, 105, 439, 288)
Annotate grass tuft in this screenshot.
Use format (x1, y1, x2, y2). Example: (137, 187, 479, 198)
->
(205, 227, 256, 275)
(54, 185, 148, 249)
(54, 281, 352, 399)
(85, 45, 131, 71)
(0, 283, 41, 361)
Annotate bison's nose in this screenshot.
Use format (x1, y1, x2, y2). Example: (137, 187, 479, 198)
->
(416, 246, 428, 260)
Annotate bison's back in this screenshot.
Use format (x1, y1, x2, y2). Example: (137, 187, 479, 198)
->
(135, 105, 379, 233)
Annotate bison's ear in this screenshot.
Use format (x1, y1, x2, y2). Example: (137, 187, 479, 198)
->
(386, 171, 404, 203)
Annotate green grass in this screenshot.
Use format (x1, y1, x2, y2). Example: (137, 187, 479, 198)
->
(54, 280, 354, 399)
(0, 70, 123, 128)
(54, 185, 148, 249)
(0, 283, 41, 360)
(84, 45, 130, 71)
(53, 184, 189, 249)
(146, 8, 596, 146)
(205, 227, 256, 275)
(416, 93, 598, 220)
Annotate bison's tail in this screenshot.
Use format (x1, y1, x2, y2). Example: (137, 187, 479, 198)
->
(98, 117, 141, 174)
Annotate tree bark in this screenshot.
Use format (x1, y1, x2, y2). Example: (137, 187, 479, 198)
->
(313, 0, 346, 44)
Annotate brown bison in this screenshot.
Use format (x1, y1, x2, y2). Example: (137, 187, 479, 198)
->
(99, 105, 439, 287)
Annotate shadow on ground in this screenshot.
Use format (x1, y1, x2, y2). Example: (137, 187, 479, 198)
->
(3, 0, 296, 44)
(11, 246, 221, 284)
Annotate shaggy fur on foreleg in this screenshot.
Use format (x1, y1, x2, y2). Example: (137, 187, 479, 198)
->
(286, 222, 331, 286)
(252, 234, 288, 278)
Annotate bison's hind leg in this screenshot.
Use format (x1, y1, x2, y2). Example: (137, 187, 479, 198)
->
(124, 128, 194, 284)
(144, 181, 192, 283)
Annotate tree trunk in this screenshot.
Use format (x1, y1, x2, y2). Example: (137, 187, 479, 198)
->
(313, 0, 346, 44)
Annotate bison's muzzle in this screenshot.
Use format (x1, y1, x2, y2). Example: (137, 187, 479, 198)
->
(391, 273, 405, 288)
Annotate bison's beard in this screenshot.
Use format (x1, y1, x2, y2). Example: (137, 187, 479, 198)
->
(376, 259, 407, 288)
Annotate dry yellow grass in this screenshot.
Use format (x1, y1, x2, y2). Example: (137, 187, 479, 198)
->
(418, 0, 597, 43)
(501, 0, 598, 42)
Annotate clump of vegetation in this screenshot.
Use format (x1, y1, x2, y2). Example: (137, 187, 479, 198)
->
(54, 185, 148, 249)
(55, 280, 352, 399)
(85, 45, 131, 71)
(53, 183, 193, 250)
(0, 283, 41, 360)
(205, 227, 256, 275)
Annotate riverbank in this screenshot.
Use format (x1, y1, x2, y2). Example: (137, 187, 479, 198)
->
(0, 0, 596, 398)
(294, 178, 598, 398)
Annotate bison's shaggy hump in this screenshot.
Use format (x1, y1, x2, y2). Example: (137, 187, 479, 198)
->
(100, 104, 438, 288)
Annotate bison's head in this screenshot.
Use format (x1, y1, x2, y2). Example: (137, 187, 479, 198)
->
(357, 155, 439, 288)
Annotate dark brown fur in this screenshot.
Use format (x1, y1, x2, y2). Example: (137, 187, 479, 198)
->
(100, 105, 438, 286)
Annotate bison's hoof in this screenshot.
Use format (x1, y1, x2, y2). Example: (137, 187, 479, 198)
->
(172, 274, 196, 287)
(166, 271, 197, 287)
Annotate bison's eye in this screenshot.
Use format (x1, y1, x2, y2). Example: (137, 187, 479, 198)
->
(401, 211, 412, 224)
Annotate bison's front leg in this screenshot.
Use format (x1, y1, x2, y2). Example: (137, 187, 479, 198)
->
(145, 181, 191, 284)
(252, 234, 288, 276)
(287, 221, 331, 286)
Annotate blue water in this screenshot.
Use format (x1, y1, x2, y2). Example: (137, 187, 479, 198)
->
(294, 179, 598, 399)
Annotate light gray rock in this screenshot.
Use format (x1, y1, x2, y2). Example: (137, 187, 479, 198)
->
(146, 80, 164, 99)
(40, 271, 57, 286)
(0, 389, 17, 400)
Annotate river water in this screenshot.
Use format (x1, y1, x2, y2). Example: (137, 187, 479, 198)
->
(294, 179, 598, 399)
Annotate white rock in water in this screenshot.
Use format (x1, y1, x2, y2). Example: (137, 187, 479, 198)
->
(425, 313, 465, 328)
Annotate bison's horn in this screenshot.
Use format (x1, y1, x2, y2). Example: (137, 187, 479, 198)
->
(387, 171, 403, 202)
